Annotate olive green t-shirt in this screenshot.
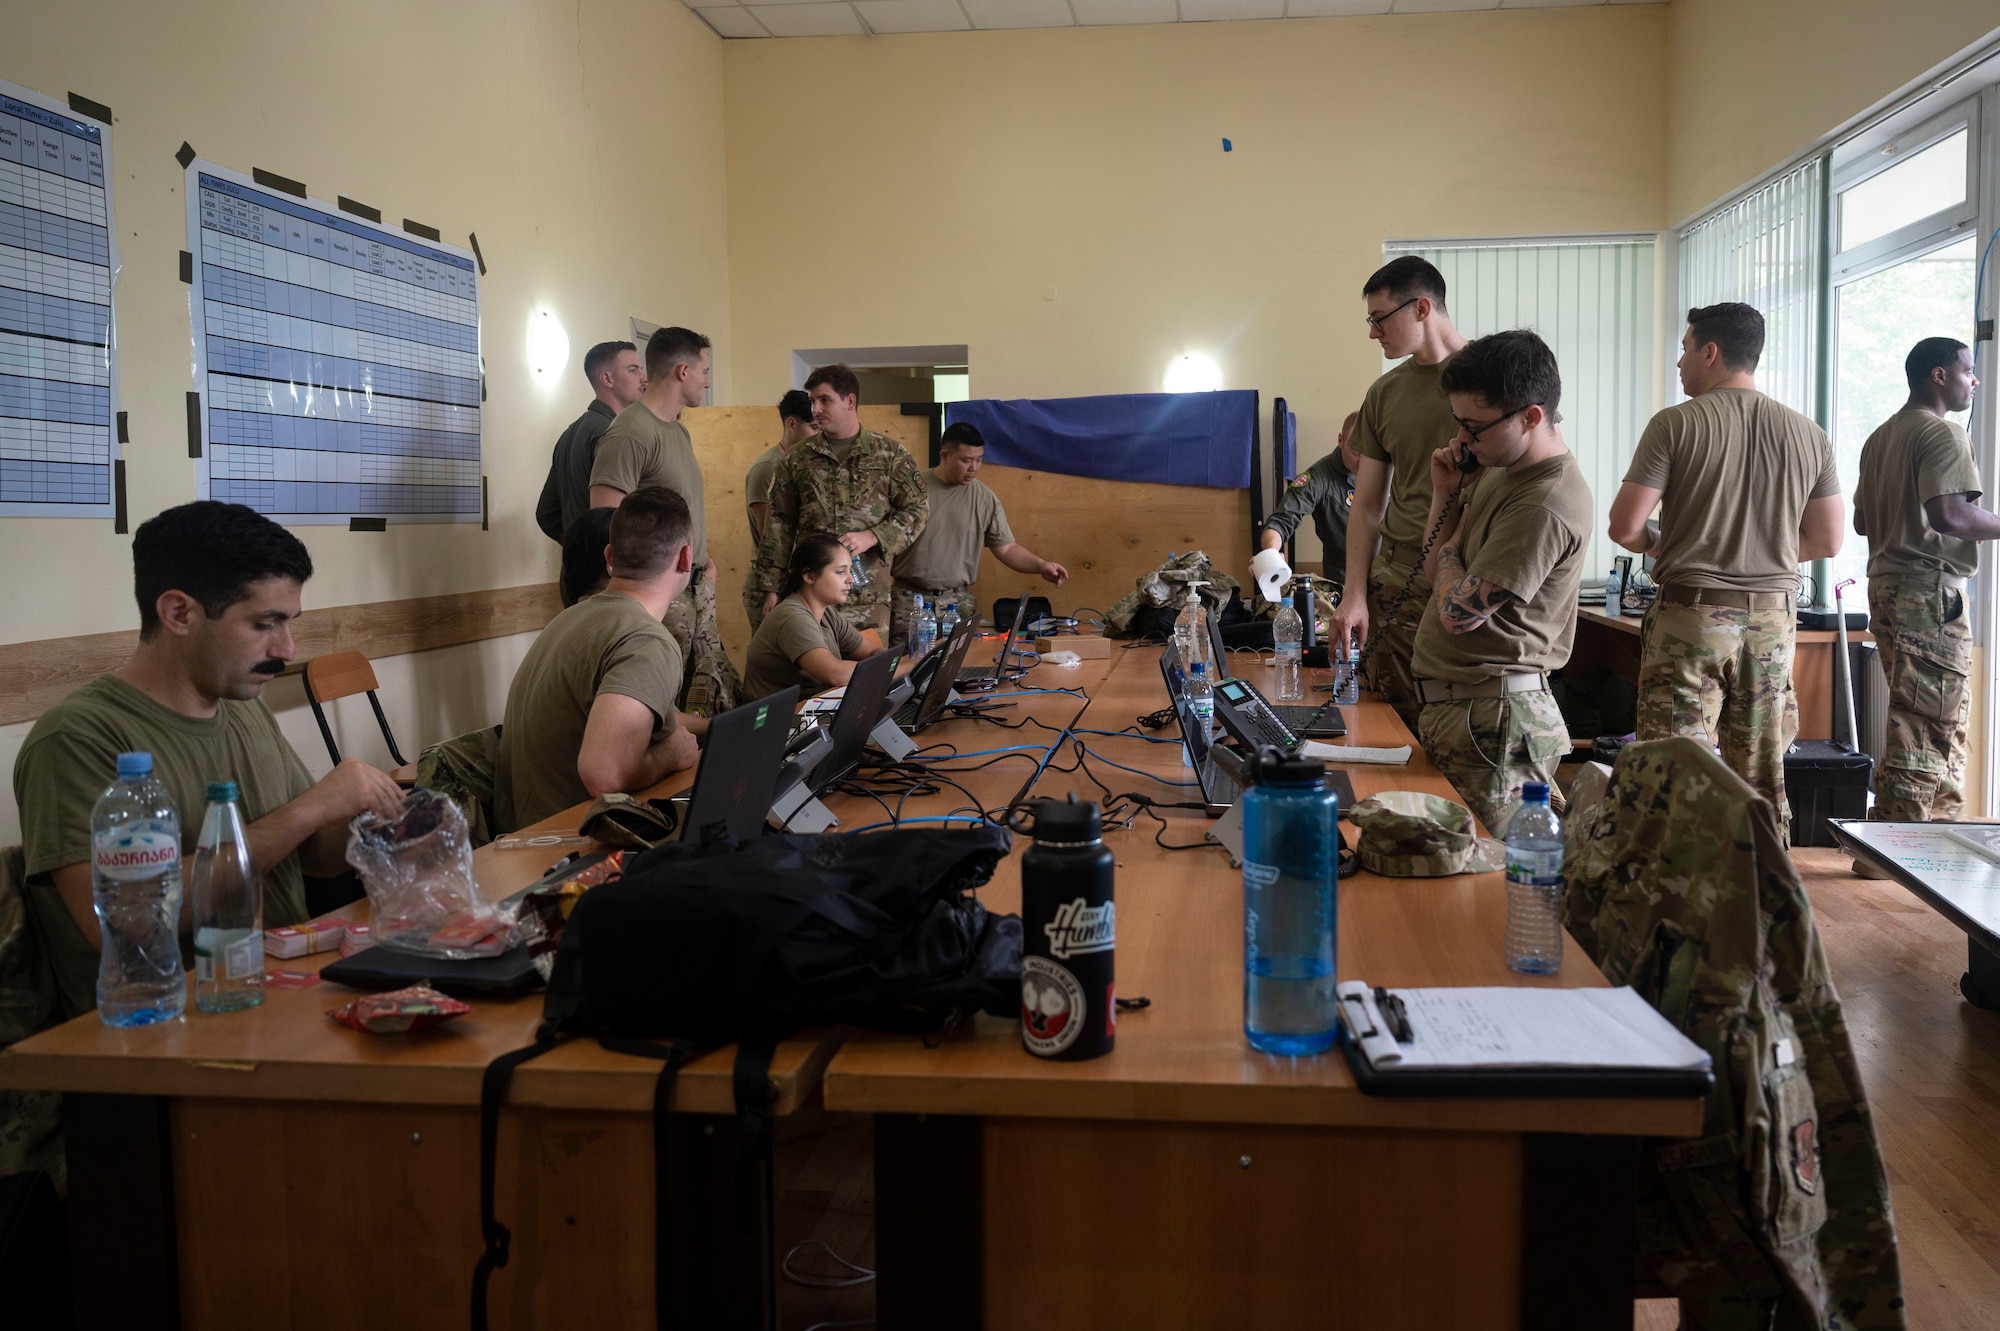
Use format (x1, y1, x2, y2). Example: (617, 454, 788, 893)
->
(495, 592, 684, 833)
(1855, 410, 1981, 581)
(588, 403, 709, 564)
(1411, 452, 1594, 683)
(13, 674, 316, 1015)
(743, 594, 867, 702)
(1348, 358, 1457, 566)
(744, 445, 783, 539)
(892, 474, 1014, 590)
(1623, 388, 1838, 593)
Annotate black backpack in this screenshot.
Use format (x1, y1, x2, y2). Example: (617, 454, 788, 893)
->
(473, 826, 1020, 1330)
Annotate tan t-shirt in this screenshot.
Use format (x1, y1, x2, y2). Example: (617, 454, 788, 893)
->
(1411, 452, 1594, 683)
(495, 591, 683, 833)
(589, 403, 709, 564)
(12, 674, 316, 1017)
(893, 474, 1014, 590)
(1348, 357, 1457, 566)
(1856, 410, 1981, 581)
(1623, 388, 1838, 593)
(743, 594, 868, 701)
(744, 445, 783, 539)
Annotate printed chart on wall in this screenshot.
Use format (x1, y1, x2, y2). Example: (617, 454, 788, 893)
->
(0, 80, 118, 520)
(185, 159, 480, 525)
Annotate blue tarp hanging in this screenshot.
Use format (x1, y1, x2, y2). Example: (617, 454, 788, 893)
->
(944, 390, 1257, 490)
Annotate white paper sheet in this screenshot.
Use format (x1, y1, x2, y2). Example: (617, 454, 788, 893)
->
(1337, 981, 1710, 1073)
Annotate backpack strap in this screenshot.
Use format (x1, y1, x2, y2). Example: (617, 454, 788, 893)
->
(731, 1036, 779, 1235)
(472, 1025, 563, 1331)
(597, 1034, 703, 1331)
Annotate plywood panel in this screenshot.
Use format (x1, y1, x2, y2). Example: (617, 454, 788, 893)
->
(984, 1117, 1522, 1330)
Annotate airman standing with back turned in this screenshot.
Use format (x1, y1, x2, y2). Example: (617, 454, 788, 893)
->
(742, 389, 816, 632)
(1609, 303, 1845, 837)
(1854, 336, 1993, 830)
(756, 364, 928, 639)
(1326, 257, 1469, 734)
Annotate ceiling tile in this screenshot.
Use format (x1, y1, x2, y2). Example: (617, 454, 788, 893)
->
(1286, 0, 1394, 15)
(1070, 0, 1179, 25)
(856, 0, 974, 32)
(1183, 0, 1284, 19)
(697, 6, 771, 35)
(750, 3, 869, 35)
(1499, 0, 1604, 7)
(1391, 0, 1499, 12)
(962, 0, 1077, 27)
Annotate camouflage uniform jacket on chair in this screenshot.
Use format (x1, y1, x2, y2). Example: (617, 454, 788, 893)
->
(1, 845, 65, 1191)
(1103, 551, 1242, 636)
(1563, 737, 1904, 1330)
(754, 429, 929, 634)
(415, 725, 504, 849)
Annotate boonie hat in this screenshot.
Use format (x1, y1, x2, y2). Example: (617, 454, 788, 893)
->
(1349, 791, 1484, 877)
(576, 791, 679, 849)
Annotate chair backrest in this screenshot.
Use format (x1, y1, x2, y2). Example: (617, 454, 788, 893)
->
(302, 651, 406, 769)
(1563, 737, 1904, 1328)
(303, 651, 381, 704)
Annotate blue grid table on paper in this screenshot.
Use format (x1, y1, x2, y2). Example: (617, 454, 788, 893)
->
(0, 89, 113, 515)
(191, 169, 481, 524)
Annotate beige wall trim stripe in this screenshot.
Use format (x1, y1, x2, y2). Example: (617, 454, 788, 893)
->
(0, 583, 559, 728)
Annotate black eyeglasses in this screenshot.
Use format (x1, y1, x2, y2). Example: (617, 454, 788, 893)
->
(1454, 405, 1528, 442)
(1364, 297, 1418, 331)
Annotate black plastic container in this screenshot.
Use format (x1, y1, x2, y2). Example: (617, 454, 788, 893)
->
(1019, 795, 1116, 1061)
(1784, 741, 1873, 847)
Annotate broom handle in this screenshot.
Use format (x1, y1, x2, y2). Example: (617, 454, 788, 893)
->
(1833, 579, 1861, 753)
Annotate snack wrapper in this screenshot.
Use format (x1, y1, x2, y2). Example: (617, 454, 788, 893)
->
(327, 984, 470, 1034)
(265, 918, 345, 958)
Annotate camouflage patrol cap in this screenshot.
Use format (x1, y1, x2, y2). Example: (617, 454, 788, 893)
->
(1350, 791, 1479, 876)
(576, 792, 679, 850)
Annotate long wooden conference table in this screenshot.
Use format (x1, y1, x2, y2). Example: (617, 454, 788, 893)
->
(0, 639, 1702, 1329)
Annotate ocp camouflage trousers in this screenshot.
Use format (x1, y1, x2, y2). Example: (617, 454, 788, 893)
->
(741, 565, 769, 633)
(831, 581, 891, 639)
(1365, 559, 1432, 737)
(1417, 689, 1570, 835)
(1867, 574, 1971, 821)
(663, 568, 741, 717)
(891, 580, 973, 646)
(1636, 601, 1798, 830)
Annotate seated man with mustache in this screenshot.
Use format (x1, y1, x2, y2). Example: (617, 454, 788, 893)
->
(13, 501, 406, 1021)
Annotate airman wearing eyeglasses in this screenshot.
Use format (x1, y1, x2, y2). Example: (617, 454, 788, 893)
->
(1408, 331, 1592, 834)
(1325, 256, 1468, 735)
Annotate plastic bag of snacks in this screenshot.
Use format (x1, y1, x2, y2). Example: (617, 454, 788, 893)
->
(344, 789, 515, 959)
(327, 984, 471, 1034)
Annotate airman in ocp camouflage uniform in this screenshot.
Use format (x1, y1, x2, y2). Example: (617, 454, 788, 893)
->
(1564, 737, 1905, 1330)
(1853, 337, 1994, 824)
(755, 366, 928, 638)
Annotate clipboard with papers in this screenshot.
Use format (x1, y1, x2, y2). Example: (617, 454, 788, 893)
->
(1336, 981, 1715, 1099)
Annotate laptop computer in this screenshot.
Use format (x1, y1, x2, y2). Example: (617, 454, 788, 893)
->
(1206, 606, 1345, 737)
(957, 591, 1033, 689)
(1158, 644, 1243, 817)
(805, 649, 899, 792)
(892, 618, 977, 732)
(664, 685, 799, 843)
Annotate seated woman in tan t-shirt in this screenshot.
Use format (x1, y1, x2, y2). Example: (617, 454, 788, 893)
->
(742, 534, 905, 700)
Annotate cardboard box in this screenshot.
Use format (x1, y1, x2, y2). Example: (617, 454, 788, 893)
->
(1037, 634, 1110, 659)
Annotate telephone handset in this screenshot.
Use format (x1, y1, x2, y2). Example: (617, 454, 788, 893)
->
(1455, 444, 1480, 475)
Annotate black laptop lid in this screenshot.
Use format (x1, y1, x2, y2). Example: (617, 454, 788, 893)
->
(1157, 644, 1230, 807)
(1207, 608, 1231, 679)
(810, 650, 897, 792)
(966, 590, 1033, 679)
(681, 685, 799, 842)
(911, 619, 976, 727)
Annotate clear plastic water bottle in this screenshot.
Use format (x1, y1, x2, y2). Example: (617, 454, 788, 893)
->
(1173, 583, 1211, 675)
(1242, 751, 1340, 1055)
(1504, 781, 1564, 974)
(1604, 564, 1623, 619)
(192, 781, 264, 1013)
(937, 597, 960, 643)
(1272, 597, 1304, 701)
(911, 594, 937, 659)
(1186, 660, 1215, 748)
(90, 752, 185, 1026)
(848, 548, 870, 591)
(1334, 638, 1361, 705)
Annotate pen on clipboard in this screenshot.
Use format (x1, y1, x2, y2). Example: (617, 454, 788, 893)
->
(1374, 986, 1414, 1044)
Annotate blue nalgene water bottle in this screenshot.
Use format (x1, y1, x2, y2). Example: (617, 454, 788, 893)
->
(1504, 781, 1564, 974)
(90, 752, 185, 1026)
(1242, 750, 1340, 1055)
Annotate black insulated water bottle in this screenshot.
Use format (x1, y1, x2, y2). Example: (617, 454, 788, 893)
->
(1019, 795, 1116, 1061)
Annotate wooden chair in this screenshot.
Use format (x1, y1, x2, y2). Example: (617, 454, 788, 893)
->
(301, 651, 416, 783)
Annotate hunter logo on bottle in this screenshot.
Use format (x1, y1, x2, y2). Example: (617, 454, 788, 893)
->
(1018, 795, 1116, 1061)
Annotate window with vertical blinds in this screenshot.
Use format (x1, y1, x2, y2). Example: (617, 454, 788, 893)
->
(1384, 237, 1656, 583)
(1676, 160, 1823, 416)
